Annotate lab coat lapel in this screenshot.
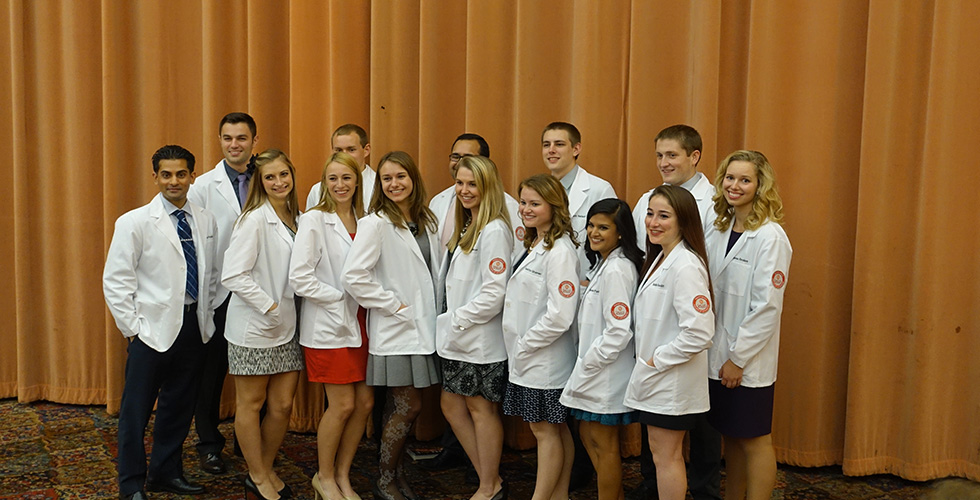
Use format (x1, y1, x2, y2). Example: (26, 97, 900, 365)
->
(150, 194, 181, 253)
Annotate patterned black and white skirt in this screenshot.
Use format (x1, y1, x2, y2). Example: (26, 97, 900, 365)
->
(503, 382, 568, 424)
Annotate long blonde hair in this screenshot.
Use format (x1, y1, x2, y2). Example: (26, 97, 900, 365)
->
(369, 151, 437, 233)
(312, 152, 364, 218)
(518, 174, 578, 251)
(449, 156, 511, 253)
(238, 149, 300, 227)
(711, 150, 785, 231)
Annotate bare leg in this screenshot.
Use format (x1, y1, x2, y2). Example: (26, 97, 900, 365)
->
(335, 382, 373, 499)
(234, 375, 279, 499)
(528, 421, 573, 500)
(723, 435, 746, 500)
(260, 371, 300, 492)
(316, 383, 356, 500)
(648, 425, 687, 500)
(589, 422, 624, 500)
(741, 434, 776, 500)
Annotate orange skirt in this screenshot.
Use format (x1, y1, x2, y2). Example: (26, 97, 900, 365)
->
(303, 307, 368, 384)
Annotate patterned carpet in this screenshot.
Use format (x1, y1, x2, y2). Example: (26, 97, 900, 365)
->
(0, 399, 949, 499)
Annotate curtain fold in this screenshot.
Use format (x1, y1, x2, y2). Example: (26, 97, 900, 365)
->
(2, 0, 977, 481)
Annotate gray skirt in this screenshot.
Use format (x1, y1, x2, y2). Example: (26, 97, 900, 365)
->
(227, 335, 304, 376)
(366, 353, 441, 388)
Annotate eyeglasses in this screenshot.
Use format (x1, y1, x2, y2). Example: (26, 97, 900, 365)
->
(449, 153, 475, 162)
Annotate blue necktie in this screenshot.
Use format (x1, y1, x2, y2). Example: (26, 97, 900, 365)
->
(173, 210, 199, 301)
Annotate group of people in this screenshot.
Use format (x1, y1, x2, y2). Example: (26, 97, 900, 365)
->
(103, 114, 792, 500)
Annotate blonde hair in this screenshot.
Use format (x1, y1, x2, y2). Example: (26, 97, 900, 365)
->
(312, 152, 364, 218)
(369, 151, 437, 233)
(711, 150, 785, 231)
(518, 174, 578, 251)
(239, 149, 300, 227)
(449, 156, 511, 254)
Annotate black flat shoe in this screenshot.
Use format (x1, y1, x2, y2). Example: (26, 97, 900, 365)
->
(120, 490, 147, 500)
(200, 451, 227, 474)
(146, 476, 205, 495)
(278, 482, 293, 499)
(489, 481, 508, 500)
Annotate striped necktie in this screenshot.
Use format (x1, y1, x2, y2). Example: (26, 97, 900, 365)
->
(173, 210, 199, 301)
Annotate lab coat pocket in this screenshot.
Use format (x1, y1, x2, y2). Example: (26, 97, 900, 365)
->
(516, 278, 543, 304)
(640, 288, 668, 321)
(563, 361, 602, 403)
(451, 255, 479, 280)
(723, 261, 751, 297)
(376, 304, 416, 341)
(322, 299, 355, 341)
(252, 308, 283, 338)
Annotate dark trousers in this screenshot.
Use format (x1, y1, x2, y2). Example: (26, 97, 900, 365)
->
(194, 295, 229, 455)
(117, 306, 206, 496)
(638, 413, 722, 500)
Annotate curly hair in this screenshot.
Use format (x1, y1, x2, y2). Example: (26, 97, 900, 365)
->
(711, 150, 785, 231)
(518, 174, 578, 251)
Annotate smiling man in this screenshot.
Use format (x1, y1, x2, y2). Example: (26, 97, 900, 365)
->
(104, 145, 218, 500)
(185, 112, 258, 474)
(631, 125, 715, 250)
(540, 122, 617, 278)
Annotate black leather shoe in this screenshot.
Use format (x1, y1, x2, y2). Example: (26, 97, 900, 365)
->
(147, 476, 206, 495)
(199, 451, 227, 474)
(417, 447, 468, 471)
(120, 491, 147, 500)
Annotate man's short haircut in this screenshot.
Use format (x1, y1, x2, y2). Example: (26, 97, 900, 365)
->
(655, 124, 702, 157)
(218, 112, 257, 138)
(453, 133, 490, 158)
(332, 124, 369, 147)
(152, 145, 196, 173)
(541, 121, 582, 145)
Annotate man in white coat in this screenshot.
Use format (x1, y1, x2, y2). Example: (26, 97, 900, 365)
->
(628, 124, 722, 500)
(185, 112, 258, 474)
(104, 145, 218, 500)
(541, 122, 617, 278)
(631, 124, 715, 248)
(306, 124, 375, 210)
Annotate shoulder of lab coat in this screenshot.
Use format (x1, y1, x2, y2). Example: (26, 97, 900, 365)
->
(650, 245, 714, 372)
(288, 210, 348, 305)
(221, 203, 285, 314)
(305, 182, 322, 211)
(580, 249, 638, 371)
(709, 221, 792, 371)
(519, 236, 580, 353)
(341, 212, 401, 314)
(451, 219, 514, 329)
(632, 190, 654, 251)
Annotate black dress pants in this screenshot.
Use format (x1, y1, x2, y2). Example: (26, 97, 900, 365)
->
(194, 295, 229, 455)
(117, 306, 205, 496)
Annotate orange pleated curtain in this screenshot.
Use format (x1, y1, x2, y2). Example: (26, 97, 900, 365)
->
(2, 0, 977, 482)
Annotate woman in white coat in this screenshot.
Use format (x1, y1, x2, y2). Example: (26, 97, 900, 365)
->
(222, 149, 303, 500)
(502, 174, 580, 500)
(623, 184, 715, 500)
(437, 156, 513, 500)
(704, 151, 791, 500)
(288, 152, 373, 500)
(559, 198, 644, 500)
(341, 151, 442, 500)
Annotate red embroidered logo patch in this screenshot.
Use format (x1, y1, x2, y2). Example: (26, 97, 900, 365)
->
(559, 280, 575, 298)
(489, 258, 506, 275)
(693, 295, 710, 313)
(515, 226, 525, 241)
(611, 302, 630, 320)
(772, 270, 786, 289)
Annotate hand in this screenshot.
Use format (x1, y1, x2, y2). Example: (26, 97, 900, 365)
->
(267, 302, 278, 313)
(580, 279, 590, 287)
(647, 356, 656, 369)
(396, 303, 407, 313)
(719, 359, 743, 388)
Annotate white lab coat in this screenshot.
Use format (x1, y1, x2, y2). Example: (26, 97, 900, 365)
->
(103, 194, 218, 352)
(631, 173, 715, 250)
(306, 165, 376, 211)
(436, 219, 513, 363)
(623, 243, 714, 416)
(560, 248, 638, 414)
(566, 166, 617, 277)
(501, 235, 579, 390)
(221, 202, 297, 348)
(342, 212, 443, 356)
(705, 221, 792, 387)
(288, 210, 362, 349)
(429, 185, 525, 255)
(187, 160, 243, 304)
